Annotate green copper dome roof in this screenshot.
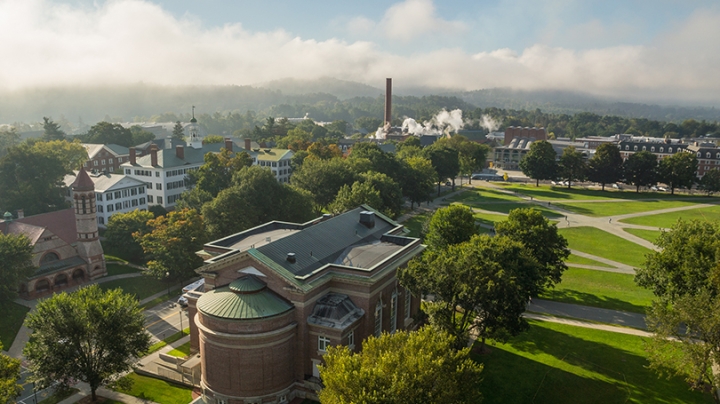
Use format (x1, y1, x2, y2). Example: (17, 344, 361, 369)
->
(197, 276, 293, 320)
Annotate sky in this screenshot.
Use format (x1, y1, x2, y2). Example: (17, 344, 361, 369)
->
(1, 0, 719, 104)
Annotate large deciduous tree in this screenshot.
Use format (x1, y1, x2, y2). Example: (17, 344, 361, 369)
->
(399, 156, 437, 209)
(290, 157, 357, 208)
(329, 181, 382, 215)
(658, 151, 698, 195)
(700, 169, 720, 195)
(558, 146, 587, 188)
(185, 148, 253, 198)
(318, 326, 484, 404)
(84, 122, 134, 147)
(426, 145, 460, 195)
(0, 127, 20, 158)
(623, 150, 658, 192)
(0, 342, 22, 404)
(519, 140, 557, 186)
(424, 205, 477, 250)
(104, 210, 154, 262)
(635, 220, 720, 401)
(135, 208, 207, 280)
(356, 172, 404, 219)
(30, 140, 88, 173)
(23, 285, 151, 402)
(587, 143, 623, 190)
(0, 233, 35, 301)
(495, 208, 570, 287)
(399, 234, 543, 349)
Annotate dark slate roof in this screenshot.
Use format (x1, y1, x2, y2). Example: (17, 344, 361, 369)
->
(255, 207, 396, 277)
(132, 143, 225, 168)
(13, 209, 77, 245)
(307, 293, 364, 329)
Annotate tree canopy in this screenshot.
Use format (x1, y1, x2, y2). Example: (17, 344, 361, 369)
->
(519, 140, 557, 186)
(104, 210, 154, 262)
(658, 151, 698, 194)
(622, 150, 658, 192)
(424, 205, 477, 250)
(425, 145, 460, 195)
(399, 156, 436, 209)
(318, 326, 483, 404)
(83, 122, 134, 147)
(0, 342, 22, 404)
(558, 146, 587, 188)
(290, 157, 357, 208)
(42, 117, 66, 141)
(329, 181, 382, 216)
(700, 169, 720, 195)
(0, 233, 35, 301)
(587, 143, 623, 190)
(23, 285, 151, 401)
(635, 220, 720, 400)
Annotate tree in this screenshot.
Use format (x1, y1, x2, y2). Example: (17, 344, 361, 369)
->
(0, 127, 20, 158)
(399, 156, 436, 209)
(348, 143, 402, 181)
(0, 342, 22, 404)
(658, 151, 698, 195)
(437, 135, 489, 185)
(186, 148, 253, 198)
(356, 172, 404, 218)
(135, 208, 207, 280)
(495, 208, 570, 287)
(290, 157, 357, 208)
(558, 146, 586, 188)
(635, 220, 720, 400)
(519, 140, 557, 186)
(23, 285, 151, 402)
(172, 121, 185, 140)
(587, 143, 623, 190)
(42, 117, 66, 141)
(84, 122, 134, 147)
(329, 181, 382, 215)
(30, 140, 88, 173)
(128, 126, 155, 145)
(104, 210, 154, 262)
(318, 326, 483, 404)
(0, 143, 69, 215)
(0, 233, 35, 301)
(622, 150, 658, 192)
(424, 205, 477, 250)
(307, 142, 342, 160)
(399, 235, 543, 349)
(426, 145, 460, 195)
(700, 169, 720, 195)
(204, 135, 225, 144)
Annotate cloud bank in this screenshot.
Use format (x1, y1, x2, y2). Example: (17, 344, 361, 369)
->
(1, 0, 719, 104)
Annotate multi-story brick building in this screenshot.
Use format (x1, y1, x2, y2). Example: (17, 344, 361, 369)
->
(82, 143, 130, 173)
(184, 206, 424, 403)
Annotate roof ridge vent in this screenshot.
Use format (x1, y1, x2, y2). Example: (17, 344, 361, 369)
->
(287, 252, 296, 263)
(359, 210, 375, 228)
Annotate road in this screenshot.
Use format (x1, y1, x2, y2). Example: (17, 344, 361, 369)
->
(14, 295, 189, 404)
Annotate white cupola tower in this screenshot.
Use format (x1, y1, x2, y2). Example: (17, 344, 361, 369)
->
(189, 105, 203, 149)
(71, 168, 106, 279)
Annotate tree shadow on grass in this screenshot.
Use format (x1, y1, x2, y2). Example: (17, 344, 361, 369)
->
(540, 289, 649, 314)
(477, 202, 563, 219)
(488, 322, 713, 404)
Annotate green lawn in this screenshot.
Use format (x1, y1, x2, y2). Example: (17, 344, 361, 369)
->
(623, 228, 662, 244)
(565, 254, 613, 268)
(474, 202, 563, 219)
(112, 373, 192, 404)
(38, 388, 79, 404)
(475, 320, 713, 404)
(167, 342, 191, 358)
(104, 263, 143, 277)
(147, 328, 189, 355)
(494, 183, 709, 201)
(620, 205, 720, 228)
(402, 212, 429, 239)
(447, 188, 523, 206)
(554, 200, 697, 217)
(558, 227, 653, 268)
(473, 212, 510, 226)
(540, 268, 654, 313)
(99, 275, 173, 301)
(0, 301, 30, 350)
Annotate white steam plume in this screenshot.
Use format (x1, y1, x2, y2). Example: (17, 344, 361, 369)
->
(402, 109, 464, 136)
(479, 114, 500, 132)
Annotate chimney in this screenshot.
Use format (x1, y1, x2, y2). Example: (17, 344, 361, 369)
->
(176, 145, 185, 160)
(359, 211, 375, 228)
(225, 138, 233, 152)
(150, 145, 158, 167)
(16, 209, 23, 219)
(129, 147, 136, 165)
(244, 138, 251, 151)
(384, 78, 392, 126)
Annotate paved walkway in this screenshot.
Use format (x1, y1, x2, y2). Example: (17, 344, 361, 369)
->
(527, 298, 647, 329)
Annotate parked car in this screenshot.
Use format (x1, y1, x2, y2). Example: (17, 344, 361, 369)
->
(658, 186, 667, 192)
(177, 296, 188, 307)
(444, 180, 452, 186)
(651, 186, 658, 191)
(177, 278, 205, 307)
(612, 183, 622, 190)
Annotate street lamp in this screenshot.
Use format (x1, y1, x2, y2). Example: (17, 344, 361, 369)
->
(165, 271, 170, 297)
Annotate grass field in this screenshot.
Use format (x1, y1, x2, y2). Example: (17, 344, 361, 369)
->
(447, 188, 523, 206)
(565, 254, 614, 268)
(104, 263, 143, 277)
(99, 275, 172, 301)
(620, 205, 720, 228)
(473, 212, 510, 226)
(492, 183, 707, 201)
(167, 342, 191, 358)
(555, 200, 696, 217)
(402, 212, 429, 238)
(475, 320, 713, 404)
(540, 268, 654, 313)
(147, 328, 189, 355)
(0, 301, 30, 350)
(623, 228, 662, 244)
(112, 373, 192, 404)
(558, 227, 653, 268)
(474, 202, 563, 218)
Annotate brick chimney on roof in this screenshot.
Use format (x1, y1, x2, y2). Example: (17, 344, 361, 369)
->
(244, 138, 251, 151)
(225, 139, 233, 152)
(129, 147, 136, 165)
(150, 145, 158, 167)
(176, 145, 184, 160)
(16, 209, 24, 219)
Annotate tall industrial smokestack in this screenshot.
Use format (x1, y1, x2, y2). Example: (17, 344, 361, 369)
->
(384, 78, 392, 126)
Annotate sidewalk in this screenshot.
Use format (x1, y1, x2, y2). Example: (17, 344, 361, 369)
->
(56, 383, 160, 404)
(527, 298, 647, 330)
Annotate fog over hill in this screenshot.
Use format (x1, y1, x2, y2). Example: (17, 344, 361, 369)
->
(1, 79, 719, 127)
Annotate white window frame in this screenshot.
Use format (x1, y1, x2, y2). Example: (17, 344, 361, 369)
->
(347, 331, 355, 350)
(318, 336, 330, 353)
(374, 299, 383, 337)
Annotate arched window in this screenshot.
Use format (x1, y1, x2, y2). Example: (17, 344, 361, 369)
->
(633, 146, 638, 151)
(660, 147, 664, 153)
(390, 290, 398, 334)
(81, 196, 87, 214)
(374, 300, 383, 337)
(698, 152, 702, 157)
(668, 147, 673, 153)
(651, 147, 655, 152)
(625, 145, 629, 150)
(642, 146, 646, 151)
(707, 152, 712, 158)
(716, 153, 720, 159)
(41, 252, 60, 264)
